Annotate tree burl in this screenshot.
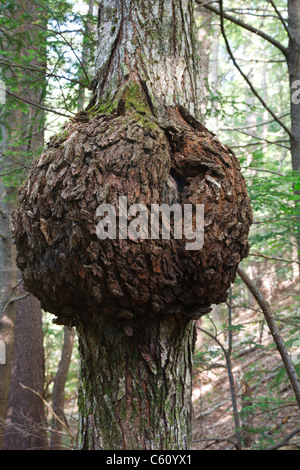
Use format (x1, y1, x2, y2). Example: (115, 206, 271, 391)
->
(11, 100, 252, 326)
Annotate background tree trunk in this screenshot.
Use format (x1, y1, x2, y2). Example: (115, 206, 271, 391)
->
(0, 188, 17, 446)
(50, 326, 75, 450)
(288, 0, 300, 257)
(2, 283, 48, 450)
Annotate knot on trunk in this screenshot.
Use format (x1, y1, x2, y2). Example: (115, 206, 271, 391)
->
(11, 107, 252, 325)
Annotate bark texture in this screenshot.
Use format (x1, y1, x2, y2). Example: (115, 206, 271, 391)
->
(91, 0, 202, 120)
(77, 315, 195, 450)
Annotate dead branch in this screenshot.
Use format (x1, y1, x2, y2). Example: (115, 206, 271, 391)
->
(237, 267, 300, 409)
(266, 426, 300, 450)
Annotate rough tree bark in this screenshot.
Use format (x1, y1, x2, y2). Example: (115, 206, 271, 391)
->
(12, 0, 252, 450)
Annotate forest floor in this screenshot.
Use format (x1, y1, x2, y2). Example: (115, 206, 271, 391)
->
(191, 278, 300, 451)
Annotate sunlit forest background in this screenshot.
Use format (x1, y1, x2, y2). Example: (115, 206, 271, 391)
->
(0, 0, 299, 450)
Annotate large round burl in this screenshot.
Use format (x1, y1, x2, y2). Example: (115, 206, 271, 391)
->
(11, 108, 252, 324)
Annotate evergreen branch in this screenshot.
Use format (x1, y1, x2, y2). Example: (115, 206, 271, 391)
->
(195, 0, 288, 57)
(218, 0, 291, 138)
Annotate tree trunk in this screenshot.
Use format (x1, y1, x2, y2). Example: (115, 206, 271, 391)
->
(77, 0, 200, 450)
(0, 189, 17, 446)
(90, 0, 202, 119)
(77, 315, 195, 450)
(77, 0, 95, 111)
(288, 0, 300, 257)
(50, 326, 75, 450)
(2, 283, 48, 450)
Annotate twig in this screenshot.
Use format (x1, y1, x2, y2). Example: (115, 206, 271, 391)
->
(0, 151, 30, 170)
(193, 437, 240, 450)
(19, 383, 75, 441)
(0, 168, 22, 177)
(266, 426, 300, 450)
(3, 293, 30, 314)
(218, 0, 291, 138)
(195, 0, 288, 56)
(237, 267, 300, 410)
(20, 386, 73, 443)
(250, 252, 300, 265)
(268, 0, 291, 40)
(5, 89, 73, 118)
(245, 168, 284, 177)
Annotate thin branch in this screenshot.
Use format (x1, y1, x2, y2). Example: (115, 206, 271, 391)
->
(245, 168, 284, 177)
(266, 426, 300, 450)
(0, 168, 22, 178)
(195, 0, 288, 57)
(237, 267, 300, 410)
(0, 60, 85, 86)
(3, 293, 30, 314)
(221, 113, 290, 131)
(19, 383, 75, 441)
(250, 252, 300, 265)
(268, 0, 291, 40)
(5, 89, 73, 118)
(193, 437, 240, 450)
(0, 151, 30, 170)
(218, 0, 291, 138)
(0, 233, 7, 241)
